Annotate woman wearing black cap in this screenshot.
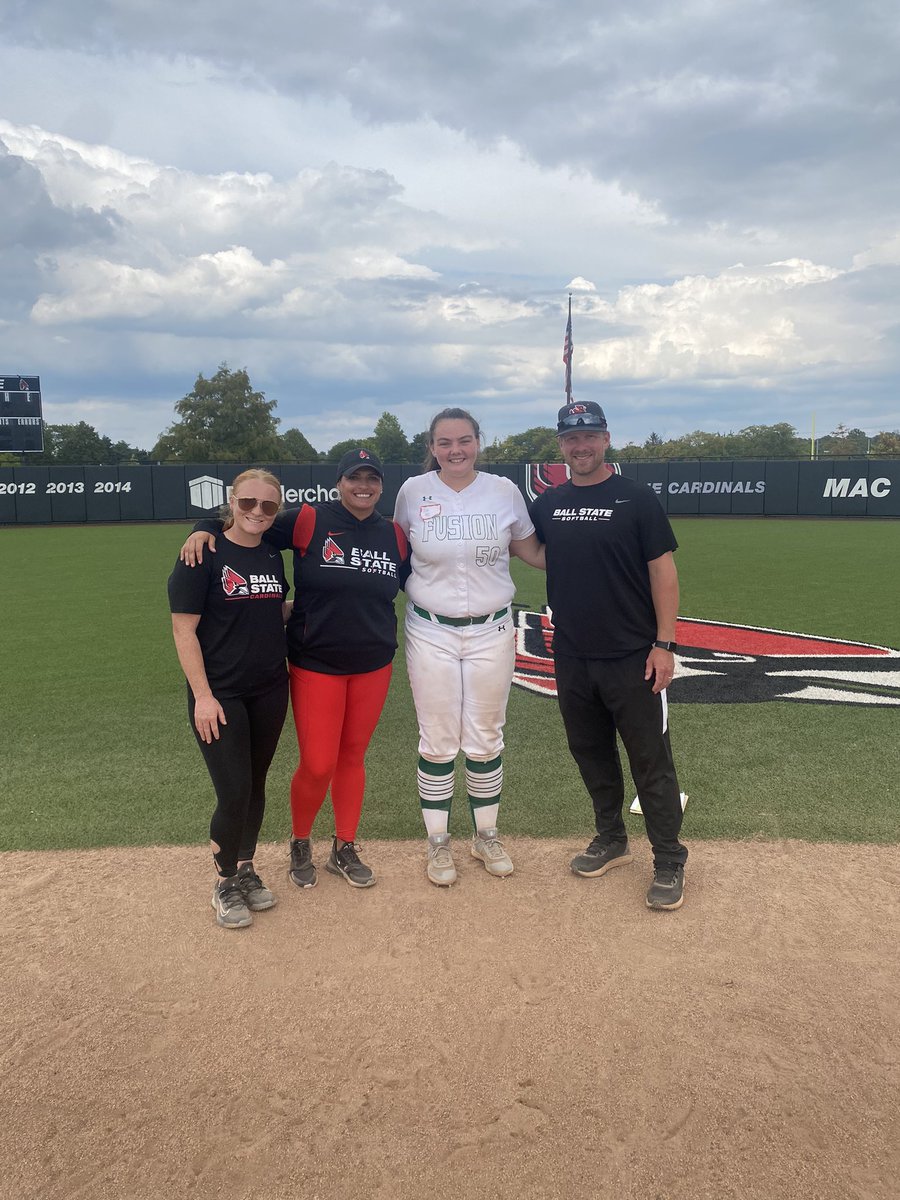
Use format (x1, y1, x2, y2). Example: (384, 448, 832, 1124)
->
(180, 449, 408, 889)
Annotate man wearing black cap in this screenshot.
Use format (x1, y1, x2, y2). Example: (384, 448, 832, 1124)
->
(530, 401, 688, 910)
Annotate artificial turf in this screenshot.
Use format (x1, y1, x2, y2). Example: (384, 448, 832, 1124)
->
(2, 518, 897, 851)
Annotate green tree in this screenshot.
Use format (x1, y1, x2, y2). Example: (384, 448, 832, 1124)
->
(870, 431, 900, 455)
(614, 443, 646, 462)
(664, 431, 728, 459)
(487, 427, 561, 463)
(43, 422, 115, 464)
(725, 423, 804, 458)
(325, 437, 377, 464)
(109, 439, 150, 463)
(408, 430, 429, 466)
(819, 425, 868, 456)
(372, 412, 410, 463)
(152, 364, 282, 461)
(278, 428, 320, 462)
(637, 432, 667, 460)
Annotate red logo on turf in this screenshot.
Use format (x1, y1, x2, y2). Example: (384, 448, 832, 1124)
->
(512, 609, 900, 706)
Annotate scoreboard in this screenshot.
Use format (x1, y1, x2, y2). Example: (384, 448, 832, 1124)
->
(0, 375, 44, 453)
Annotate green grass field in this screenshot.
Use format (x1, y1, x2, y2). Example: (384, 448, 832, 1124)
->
(2, 518, 898, 852)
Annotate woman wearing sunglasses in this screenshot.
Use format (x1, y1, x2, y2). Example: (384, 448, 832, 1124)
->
(168, 469, 291, 930)
(179, 449, 408, 893)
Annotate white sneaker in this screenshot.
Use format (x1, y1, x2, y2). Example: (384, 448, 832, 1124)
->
(471, 828, 514, 877)
(426, 834, 458, 887)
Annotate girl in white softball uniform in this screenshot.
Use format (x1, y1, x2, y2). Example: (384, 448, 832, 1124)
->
(394, 408, 545, 885)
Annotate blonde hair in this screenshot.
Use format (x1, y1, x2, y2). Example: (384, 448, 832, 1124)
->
(222, 468, 283, 529)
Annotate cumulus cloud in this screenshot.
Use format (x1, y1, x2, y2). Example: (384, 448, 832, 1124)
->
(1, 0, 898, 451)
(6, 0, 899, 237)
(575, 258, 897, 387)
(0, 135, 117, 323)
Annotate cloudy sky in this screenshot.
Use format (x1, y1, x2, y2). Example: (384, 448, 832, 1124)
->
(2, 0, 899, 454)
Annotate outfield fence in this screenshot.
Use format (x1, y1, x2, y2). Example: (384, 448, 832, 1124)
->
(1, 458, 899, 524)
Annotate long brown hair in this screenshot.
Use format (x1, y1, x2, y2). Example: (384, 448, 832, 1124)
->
(422, 407, 482, 473)
(221, 468, 283, 529)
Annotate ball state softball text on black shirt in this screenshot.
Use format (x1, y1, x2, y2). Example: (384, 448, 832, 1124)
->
(530, 473, 678, 659)
(193, 501, 409, 676)
(167, 540, 289, 698)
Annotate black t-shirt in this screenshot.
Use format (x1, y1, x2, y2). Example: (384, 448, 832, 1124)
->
(168, 537, 289, 697)
(194, 501, 410, 675)
(530, 473, 678, 658)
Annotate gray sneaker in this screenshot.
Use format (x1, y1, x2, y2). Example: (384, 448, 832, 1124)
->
(325, 838, 375, 888)
(646, 864, 685, 911)
(236, 862, 277, 910)
(570, 837, 634, 878)
(211, 876, 253, 929)
(288, 837, 317, 889)
(471, 827, 514, 877)
(426, 833, 458, 887)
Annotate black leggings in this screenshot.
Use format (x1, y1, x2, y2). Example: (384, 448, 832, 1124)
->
(188, 677, 289, 877)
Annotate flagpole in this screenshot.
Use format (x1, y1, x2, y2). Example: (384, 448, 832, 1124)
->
(563, 293, 573, 403)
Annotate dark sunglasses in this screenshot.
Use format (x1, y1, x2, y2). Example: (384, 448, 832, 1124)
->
(558, 415, 607, 430)
(235, 496, 280, 516)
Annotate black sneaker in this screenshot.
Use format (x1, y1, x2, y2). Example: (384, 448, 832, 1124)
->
(570, 837, 634, 878)
(646, 864, 685, 910)
(236, 862, 277, 910)
(288, 837, 317, 889)
(325, 838, 375, 888)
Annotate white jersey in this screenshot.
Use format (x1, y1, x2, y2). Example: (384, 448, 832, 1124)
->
(394, 471, 534, 618)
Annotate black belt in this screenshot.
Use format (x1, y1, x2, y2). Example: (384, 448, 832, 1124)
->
(412, 604, 510, 627)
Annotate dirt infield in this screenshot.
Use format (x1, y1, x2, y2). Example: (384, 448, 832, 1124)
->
(4, 837, 899, 1200)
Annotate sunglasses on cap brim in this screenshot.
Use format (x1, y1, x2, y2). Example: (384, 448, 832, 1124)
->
(558, 416, 607, 430)
(234, 497, 280, 516)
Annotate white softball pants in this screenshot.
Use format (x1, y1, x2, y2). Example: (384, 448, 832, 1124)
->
(404, 607, 516, 762)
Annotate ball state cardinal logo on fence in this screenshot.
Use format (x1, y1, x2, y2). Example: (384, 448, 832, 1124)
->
(513, 609, 900, 706)
(525, 462, 622, 503)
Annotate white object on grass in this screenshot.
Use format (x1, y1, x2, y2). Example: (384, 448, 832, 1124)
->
(630, 791, 689, 816)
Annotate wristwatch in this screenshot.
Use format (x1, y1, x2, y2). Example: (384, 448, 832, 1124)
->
(654, 640, 677, 652)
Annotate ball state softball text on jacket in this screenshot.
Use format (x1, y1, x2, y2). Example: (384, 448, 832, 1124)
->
(193, 501, 410, 676)
(167, 540, 289, 697)
(530, 473, 678, 659)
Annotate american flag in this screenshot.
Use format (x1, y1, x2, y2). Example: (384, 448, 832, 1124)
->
(562, 294, 573, 401)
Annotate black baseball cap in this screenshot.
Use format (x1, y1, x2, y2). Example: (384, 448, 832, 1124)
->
(336, 448, 384, 480)
(556, 401, 608, 433)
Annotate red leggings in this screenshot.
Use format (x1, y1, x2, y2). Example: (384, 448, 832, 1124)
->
(289, 663, 393, 842)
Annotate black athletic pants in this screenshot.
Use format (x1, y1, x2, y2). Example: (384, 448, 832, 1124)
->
(188, 677, 289, 878)
(554, 649, 688, 867)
